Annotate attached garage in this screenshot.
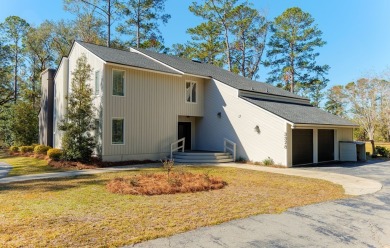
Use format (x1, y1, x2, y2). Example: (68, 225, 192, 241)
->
(240, 96, 358, 167)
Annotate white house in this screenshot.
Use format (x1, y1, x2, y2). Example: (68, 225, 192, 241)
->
(39, 41, 358, 167)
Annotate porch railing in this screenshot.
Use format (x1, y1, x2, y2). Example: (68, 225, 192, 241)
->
(224, 138, 236, 161)
(170, 137, 185, 159)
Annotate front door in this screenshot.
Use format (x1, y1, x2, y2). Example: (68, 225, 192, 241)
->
(178, 122, 191, 150)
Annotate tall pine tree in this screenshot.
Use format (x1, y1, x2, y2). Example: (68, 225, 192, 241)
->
(265, 7, 329, 100)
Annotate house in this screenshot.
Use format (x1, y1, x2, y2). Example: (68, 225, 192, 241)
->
(39, 41, 358, 167)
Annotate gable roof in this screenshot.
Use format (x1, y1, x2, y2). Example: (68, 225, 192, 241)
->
(242, 96, 357, 127)
(73, 41, 355, 127)
(133, 47, 306, 100)
(76, 41, 181, 75)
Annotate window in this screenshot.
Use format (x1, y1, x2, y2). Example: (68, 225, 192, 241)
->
(95, 70, 100, 95)
(113, 70, 125, 96)
(112, 119, 124, 144)
(94, 119, 100, 142)
(186, 81, 197, 103)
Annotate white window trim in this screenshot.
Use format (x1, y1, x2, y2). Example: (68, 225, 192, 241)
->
(95, 70, 100, 96)
(112, 69, 126, 97)
(185, 81, 197, 104)
(111, 118, 125, 145)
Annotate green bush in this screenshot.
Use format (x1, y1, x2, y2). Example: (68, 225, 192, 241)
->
(47, 148, 63, 161)
(376, 146, 390, 158)
(262, 157, 275, 166)
(19, 146, 34, 153)
(34, 145, 52, 155)
(9, 146, 19, 153)
(31, 143, 39, 149)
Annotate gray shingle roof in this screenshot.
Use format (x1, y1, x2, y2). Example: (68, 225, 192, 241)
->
(133, 47, 307, 100)
(76, 41, 181, 75)
(241, 96, 357, 126)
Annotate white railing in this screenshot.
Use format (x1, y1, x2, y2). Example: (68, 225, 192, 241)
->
(170, 137, 185, 159)
(224, 138, 236, 161)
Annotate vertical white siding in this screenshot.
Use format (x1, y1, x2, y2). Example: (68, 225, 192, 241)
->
(53, 58, 68, 148)
(54, 43, 105, 152)
(102, 65, 204, 161)
(196, 79, 288, 165)
(336, 127, 354, 160)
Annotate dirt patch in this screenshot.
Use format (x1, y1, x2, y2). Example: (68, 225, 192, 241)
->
(107, 172, 227, 195)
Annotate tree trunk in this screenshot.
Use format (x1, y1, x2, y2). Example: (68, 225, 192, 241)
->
(136, 0, 141, 48)
(107, 0, 111, 47)
(370, 139, 376, 156)
(223, 26, 231, 71)
(14, 50, 18, 103)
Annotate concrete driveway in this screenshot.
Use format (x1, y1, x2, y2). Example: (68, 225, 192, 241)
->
(134, 160, 390, 248)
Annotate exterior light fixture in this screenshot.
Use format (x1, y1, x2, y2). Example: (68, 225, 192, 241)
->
(254, 125, 261, 134)
(217, 112, 222, 118)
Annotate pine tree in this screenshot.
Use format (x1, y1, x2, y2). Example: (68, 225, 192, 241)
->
(265, 7, 329, 98)
(59, 54, 96, 162)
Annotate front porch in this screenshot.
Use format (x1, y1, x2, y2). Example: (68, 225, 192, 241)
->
(172, 150, 234, 163)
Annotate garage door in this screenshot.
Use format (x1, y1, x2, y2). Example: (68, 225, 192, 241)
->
(318, 129, 334, 162)
(292, 129, 313, 165)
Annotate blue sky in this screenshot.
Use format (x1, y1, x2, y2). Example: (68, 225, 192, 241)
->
(1, 0, 390, 88)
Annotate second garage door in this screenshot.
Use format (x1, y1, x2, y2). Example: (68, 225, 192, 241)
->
(318, 129, 335, 162)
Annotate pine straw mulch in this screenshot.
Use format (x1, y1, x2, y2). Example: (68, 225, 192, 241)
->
(107, 172, 227, 195)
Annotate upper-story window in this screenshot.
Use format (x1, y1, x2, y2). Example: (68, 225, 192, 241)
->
(95, 70, 100, 95)
(186, 81, 197, 103)
(113, 69, 125, 96)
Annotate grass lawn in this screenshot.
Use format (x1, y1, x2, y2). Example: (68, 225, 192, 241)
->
(0, 166, 348, 247)
(365, 142, 390, 155)
(0, 151, 66, 177)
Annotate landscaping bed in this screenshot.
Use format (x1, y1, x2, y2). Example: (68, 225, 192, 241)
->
(0, 166, 348, 247)
(107, 172, 227, 195)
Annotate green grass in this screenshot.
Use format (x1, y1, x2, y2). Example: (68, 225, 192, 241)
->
(0, 166, 348, 247)
(365, 142, 390, 155)
(0, 151, 66, 177)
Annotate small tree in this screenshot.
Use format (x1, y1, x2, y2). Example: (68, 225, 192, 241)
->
(59, 54, 95, 162)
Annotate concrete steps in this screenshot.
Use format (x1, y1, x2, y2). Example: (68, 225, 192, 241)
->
(172, 151, 234, 163)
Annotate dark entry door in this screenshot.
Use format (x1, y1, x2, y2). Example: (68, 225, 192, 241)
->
(292, 129, 313, 166)
(318, 129, 335, 162)
(178, 122, 191, 150)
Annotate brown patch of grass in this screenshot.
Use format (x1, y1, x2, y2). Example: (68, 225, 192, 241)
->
(107, 172, 227, 195)
(0, 166, 348, 247)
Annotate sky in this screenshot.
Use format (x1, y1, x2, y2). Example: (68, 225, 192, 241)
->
(1, 0, 390, 88)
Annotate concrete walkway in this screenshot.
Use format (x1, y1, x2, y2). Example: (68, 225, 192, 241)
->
(0, 164, 159, 184)
(212, 163, 382, 196)
(0, 161, 382, 197)
(0, 161, 12, 178)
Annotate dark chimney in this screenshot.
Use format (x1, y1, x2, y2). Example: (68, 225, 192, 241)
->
(39, 69, 56, 147)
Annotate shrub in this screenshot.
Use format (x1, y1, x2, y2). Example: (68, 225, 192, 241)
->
(162, 159, 174, 180)
(47, 148, 63, 161)
(19, 146, 34, 154)
(262, 157, 275, 166)
(34, 145, 52, 155)
(31, 143, 39, 149)
(376, 146, 390, 158)
(9, 146, 19, 153)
